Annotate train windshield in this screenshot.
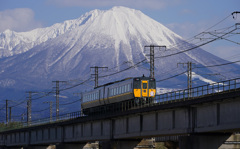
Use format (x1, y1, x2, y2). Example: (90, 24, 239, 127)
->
(134, 79, 141, 89)
(142, 83, 148, 89)
(149, 80, 156, 89)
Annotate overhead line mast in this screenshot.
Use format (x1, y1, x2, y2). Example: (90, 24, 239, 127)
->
(91, 66, 108, 88)
(145, 45, 166, 78)
(178, 62, 195, 97)
(52, 81, 66, 120)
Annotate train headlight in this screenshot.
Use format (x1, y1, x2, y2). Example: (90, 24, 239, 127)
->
(150, 91, 155, 96)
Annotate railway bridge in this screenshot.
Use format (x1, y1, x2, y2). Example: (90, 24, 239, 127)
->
(1, 78, 240, 149)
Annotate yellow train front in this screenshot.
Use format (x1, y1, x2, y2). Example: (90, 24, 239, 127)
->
(81, 76, 156, 115)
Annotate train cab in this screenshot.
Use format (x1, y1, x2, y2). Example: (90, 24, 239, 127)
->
(133, 76, 156, 103)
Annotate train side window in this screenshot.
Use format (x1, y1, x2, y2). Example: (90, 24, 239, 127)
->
(110, 89, 113, 96)
(127, 84, 130, 91)
(83, 95, 85, 102)
(116, 87, 119, 95)
(119, 87, 121, 94)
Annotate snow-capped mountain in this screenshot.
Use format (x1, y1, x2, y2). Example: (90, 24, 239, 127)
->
(0, 6, 239, 115)
(0, 9, 101, 58)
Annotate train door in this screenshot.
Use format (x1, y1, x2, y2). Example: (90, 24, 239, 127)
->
(141, 80, 148, 97)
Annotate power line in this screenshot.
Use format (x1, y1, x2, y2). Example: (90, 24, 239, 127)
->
(59, 99, 81, 106)
(155, 25, 238, 60)
(195, 59, 240, 69)
(156, 70, 188, 82)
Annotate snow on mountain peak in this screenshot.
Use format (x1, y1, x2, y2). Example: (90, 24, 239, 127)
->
(1, 6, 240, 116)
(0, 6, 182, 58)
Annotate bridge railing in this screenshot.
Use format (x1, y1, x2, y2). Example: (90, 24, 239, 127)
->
(1, 78, 240, 132)
(155, 78, 240, 104)
(0, 111, 83, 132)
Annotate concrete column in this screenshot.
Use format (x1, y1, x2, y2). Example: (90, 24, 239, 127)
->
(55, 143, 85, 149)
(19, 145, 54, 149)
(100, 140, 140, 149)
(164, 141, 178, 149)
(179, 133, 231, 149)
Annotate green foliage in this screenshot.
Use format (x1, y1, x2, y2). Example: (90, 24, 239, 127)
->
(0, 121, 23, 132)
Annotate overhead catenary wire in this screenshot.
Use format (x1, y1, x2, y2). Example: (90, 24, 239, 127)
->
(156, 70, 188, 82)
(59, 24, 238, 92)
(56, 12, 240, 92)
(195, 59, 240, 69)
(1, 12, 238, 112)
(59, 99, 81, 106)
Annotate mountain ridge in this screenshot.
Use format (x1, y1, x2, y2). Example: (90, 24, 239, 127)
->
(0, 6, 239, 98)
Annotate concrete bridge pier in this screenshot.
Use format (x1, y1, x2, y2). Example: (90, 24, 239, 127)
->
(179, 133, 231, 149)
(3, 145, 56, 149)
(164, 141, 178, 149)
(55, 143, 85, 149)
(100, 139, 140, 149)
(25, 145, 53, 149)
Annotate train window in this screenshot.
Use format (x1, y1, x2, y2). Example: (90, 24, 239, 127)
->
(121, 86, 124, 93)
(127, 84, 130, 91)
(110, 89, 113, 96)
(143, 83, 147, 89)
(149, 80, 156, 89)
(118, 87, 121, 94)
(116, 87, 119, 95)
(96, 92, 99, 99)
(133, 80, 141, 89)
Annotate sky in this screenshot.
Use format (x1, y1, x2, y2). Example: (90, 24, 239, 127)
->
(0, 0, 239, 60)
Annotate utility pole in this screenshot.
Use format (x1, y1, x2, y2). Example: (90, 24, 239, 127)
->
(52, 81, 66, 120)
(26, 91, 35, 126)
(177, 62, 195, 97)
(6, 99, 8, 125)
(43, 101, 53, 122)
(21, 113, 25, 122)
(26, 91, 38, 125)
(9, 107, 12, 123)
(145, 45, 166, 78)
(90, 66, 108, 88)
